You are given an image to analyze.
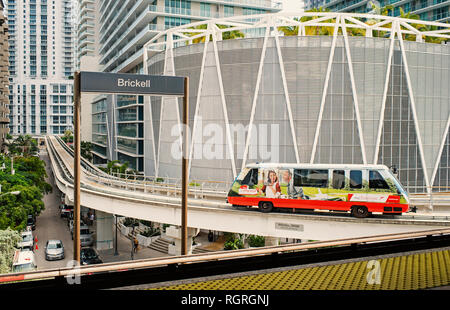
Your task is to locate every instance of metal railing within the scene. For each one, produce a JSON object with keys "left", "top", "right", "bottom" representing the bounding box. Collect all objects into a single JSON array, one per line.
[
  {"left": 49, "top": 135, "right": 450, "bottom": 208},
  {"left": 1, "top": 227, "right": 449, "bottom": 284},
  {"left": 49, "top": 136, "right": 231, "bottom": 200}
]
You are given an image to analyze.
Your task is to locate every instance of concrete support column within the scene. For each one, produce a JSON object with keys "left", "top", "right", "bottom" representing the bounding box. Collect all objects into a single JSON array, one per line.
[
  {"left": 95, "top": 211, "right": 114, "bottom": 250},
  {"left": 166, "top": 225, "right": 199, "bottom": 255},
  {"left": 265, "top": 236, "right": 279, "bottom": 247}
]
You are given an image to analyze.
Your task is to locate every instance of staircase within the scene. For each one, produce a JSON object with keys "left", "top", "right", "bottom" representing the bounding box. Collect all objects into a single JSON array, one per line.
[
  {"left": 193, "top": 247, "right": 211, "bottom": 254},
  {"left": 124, "top": 223, "right": 214, "bottom": 255},
  {"left": 149, "top": 237, "right": 171, "bottom": 254},
  {"left": 148, "top": 237, "right": 212, "bottom": 255}
]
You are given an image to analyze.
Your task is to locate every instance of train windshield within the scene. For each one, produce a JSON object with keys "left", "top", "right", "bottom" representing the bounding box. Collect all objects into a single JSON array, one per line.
[
  {"left": 386, "top": 170, "right": 409, "bottom": 202},
  {"left": 236, "top": 168, "right": 250, "bottom": 181}
]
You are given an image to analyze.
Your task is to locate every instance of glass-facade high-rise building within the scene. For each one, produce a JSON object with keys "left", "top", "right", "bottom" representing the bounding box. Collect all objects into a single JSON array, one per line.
[
  {"left": 0, "top": 0, "right": 10, "bottom": 148},
  {"left": 6, "top": 0, "right": 75, "bottom": 136},
  {"left": 80, "top": 0, "right": 282, "bottom": 171},
  {"left": 304, "top": 0, "right": 449, "bottom": 23}
]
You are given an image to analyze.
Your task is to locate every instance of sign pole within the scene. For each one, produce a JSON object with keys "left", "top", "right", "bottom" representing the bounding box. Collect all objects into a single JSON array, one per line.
[
  {"left": 181, "top": 77, "right": 189, "bottom": 256},
  {"left": 77, "top": 71, "right": 186, "bottom": 256},
  {"left": 73, "top": 71, "right": 81, "bottom": 263}
]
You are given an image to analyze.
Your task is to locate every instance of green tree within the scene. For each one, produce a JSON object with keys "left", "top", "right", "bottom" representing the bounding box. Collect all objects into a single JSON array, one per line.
[
  {"left": 218, "top": 24, "right": 245, "bottom": 40},
  {"left": 278, "top": 8, "right": 334, "bottom": 37},
  {"left": 224, "top": 233, "right": 244, "bottom": 250},
  {"left": 61, "top": 130, "right": 73, "bottom": 143},
  {"left": 0, "top": 155, "right": 50, "bottom": 230},
  {"left": 184, "top": 23, "right": 245, "bottom": 44},
  {"left": 248, "top": 235, "right": 265, "bottom": 247},
  {"left": 105, "top": 160, "right": 129, "bottom": 176},
  {"left": 8, "top": 135, "right": 38, "bottom": 156},
  {"left": 0, "top": 185, "right": 45, "bottom": 230},
  {"left": 13, "top": 156, "right": 52, "bottom": 194},
  {"left": 81, "top": 141, "right": 93, "bottom": 162}
]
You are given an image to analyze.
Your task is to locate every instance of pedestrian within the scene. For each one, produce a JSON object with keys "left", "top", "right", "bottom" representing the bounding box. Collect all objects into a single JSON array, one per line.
[
  {"left": 89, "top": 212, "right": 94, "bottom": 225},
  {"left": 133, "top": 237, "right": 139, "bottom": 253}
]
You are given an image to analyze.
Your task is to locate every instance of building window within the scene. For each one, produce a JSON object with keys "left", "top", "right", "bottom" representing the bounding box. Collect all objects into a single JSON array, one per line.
[
  {"left": 200, "top": 3, "right": 211, "bottom": 17},
  {"left": 224, "top": 5, "right": 234, "bottom": 17}
]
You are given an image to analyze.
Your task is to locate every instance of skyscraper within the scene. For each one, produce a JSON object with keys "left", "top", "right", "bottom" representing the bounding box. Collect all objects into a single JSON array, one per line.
[
  {"left": 6, "top": 0, "right": 75, "bottom": 136},
  {"left": 0, "top": 0, "right": 10, "bottom": 147},
  {"left": 305, "top": 0, "right": 449, "bottom": 22},
  {"left": 79, "top": 0, "right": 282, "bottom": 170}
]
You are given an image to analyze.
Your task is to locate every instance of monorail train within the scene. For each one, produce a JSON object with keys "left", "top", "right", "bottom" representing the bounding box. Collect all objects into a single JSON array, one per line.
[{"left": 227, "top": 163, "right": 410, "bottom": 218}]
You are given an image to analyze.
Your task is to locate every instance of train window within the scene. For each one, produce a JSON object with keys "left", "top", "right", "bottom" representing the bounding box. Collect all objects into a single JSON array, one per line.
[
  {"left": 349, "top": 170, "right": 362, "bottom": 189},
  {"left": 332, "top": 170, "right": 345, "bottom": 189},
  {"left": 241, "top": 168, "right": 258, "bottom": 186},
  {"left": 369, "top": 170, "right": 390, "bottom": 190},
  {"left": 294, "top": 169, "right": 328, "bottom": 188}
]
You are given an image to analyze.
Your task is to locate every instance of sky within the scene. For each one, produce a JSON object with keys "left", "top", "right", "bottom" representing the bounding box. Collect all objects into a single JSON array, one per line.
[{"left": 280, "top": 0, "right": 305, "bottom": 12}]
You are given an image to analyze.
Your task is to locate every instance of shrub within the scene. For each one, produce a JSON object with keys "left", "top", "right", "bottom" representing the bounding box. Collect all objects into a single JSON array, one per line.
[
  {"left": 224, "top": 233, "right": 244, "bottom": 250},
  {"left": 248, "top": 235, "right": 265, "bottom": 248},
  {"left": 123, "top": 217, "right": 138, "bottom": 227}
]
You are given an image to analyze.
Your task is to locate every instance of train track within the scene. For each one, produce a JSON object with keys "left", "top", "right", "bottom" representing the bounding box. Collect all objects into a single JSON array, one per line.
[{"left": 47, "top": 135, "right": 450, "bottom": 225}]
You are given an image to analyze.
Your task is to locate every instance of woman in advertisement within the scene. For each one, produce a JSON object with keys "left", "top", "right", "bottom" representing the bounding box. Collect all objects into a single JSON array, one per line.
[{"left": 259, "top": 170, "right": 281, "bottom": 198}]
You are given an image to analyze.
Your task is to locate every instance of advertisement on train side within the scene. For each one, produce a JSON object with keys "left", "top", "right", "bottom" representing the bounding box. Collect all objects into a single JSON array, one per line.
[{"left": 228, "top": 167, "right": 408, "bottom": 205}]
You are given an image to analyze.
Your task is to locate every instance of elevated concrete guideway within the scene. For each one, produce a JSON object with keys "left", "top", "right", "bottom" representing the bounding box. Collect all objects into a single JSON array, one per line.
[{"left": 46, "top": 135, "right": 450, "bottom": 244}]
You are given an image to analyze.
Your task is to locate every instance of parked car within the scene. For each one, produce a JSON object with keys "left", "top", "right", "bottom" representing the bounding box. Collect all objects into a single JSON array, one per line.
[
  {"left": 70, "top": 219, "right": 86, "bottom": 237},
  {"left": 71, "top": 224, "right": 93, "bottom": 246},
  {"left": 27, "top": 214, "right": 36, "bottom": 231},
  {"left": 80, "top": 225, "right": 93, "bottom": 247},
  {"left": 66, "top": 210, "right": 73, "bottom": 227},
  {"left": 17, "top": 231, "right": 34, "bottom": 252},
  {"left": 80, "top": 247, "right": 102, "bottom": 265},
  {"left": 60, "top": 204, "right": 73, "bottom": 218},
  {"left": 44, "top": 240, "right": 65, "bottom": 261}
]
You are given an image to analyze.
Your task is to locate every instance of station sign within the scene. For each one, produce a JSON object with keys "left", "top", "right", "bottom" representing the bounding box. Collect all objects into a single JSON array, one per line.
[
  {"left": 73, "top": 70, "right": 190, "bottom": 259},
  {"left": 79, "top": 71, "right": 185, "bottom": 96}
]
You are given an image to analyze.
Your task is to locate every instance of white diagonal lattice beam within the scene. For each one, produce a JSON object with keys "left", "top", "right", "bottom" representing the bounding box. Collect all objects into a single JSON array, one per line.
[
  {"left": 188, "top": 34, "right": 211, "bottom": 178},
  {"left": 430, "top": 114, "right": 450, "bottom": 191},
  {"left": 310, "top": 15, "right": 341, "bottom": 164},
  {"left": 211, "top": 25, "right": 237, "bottom": 179},
  {"left": 143, "top": 45, "right": 157, "bottom": 176},
  {"left": 242, "top": 24, "right": 271, "bottom": 170},
  {"left": 374, "top": 22, "right": 397, "bottom": 165},
  {"left": 341, "top": 17, "right": 367, "bottom": 165},
  {"left": 273, "top": 18, "right": 300, "bottom": 164},
  {"left": 396, "top": 22, "right": 431, "bottom": 193}
]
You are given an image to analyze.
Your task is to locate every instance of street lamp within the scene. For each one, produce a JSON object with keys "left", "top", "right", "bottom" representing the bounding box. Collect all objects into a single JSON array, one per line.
[{"left": 0, "top": 190, "right": 21, "bottom": 197}]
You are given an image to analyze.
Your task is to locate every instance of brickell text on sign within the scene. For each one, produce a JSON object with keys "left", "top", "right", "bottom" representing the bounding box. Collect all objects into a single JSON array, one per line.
[{"left": 79, "top": 71, "right": 185, "bottom": 96}]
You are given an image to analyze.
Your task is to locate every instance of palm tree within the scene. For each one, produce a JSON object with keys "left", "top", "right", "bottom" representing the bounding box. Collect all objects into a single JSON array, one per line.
[
  {"left": 184, "top": 23, "right": 245, "bottom": 44},
  {"left": 218, "top": 24, "right": 245, "bottom": 40},
  {"left": 422, "top": 24, "right": 448, "bottom": 44},
  {"left": 303, "top": 7, "right": 334, "bottom": 36},
  {"left": 80, "top": 141, "right": 93, "bottom": 162},
  {"left": 185, "top": 24, "right": 208, "bottom": 44},
  {"left": 278, "top": 17, "right": 300, "bottom": 36},
  {"left": 9, "top": 135, "right": 38, "bottom": 157},
  {"left": 397, "top": 7, "right": 423, "bottom": 41},
  {"left": 106, "top": 160, "right": 129, "bottom": 177},
  {"left": 278, "top": 8, "right": 334, "bottom": 37}
]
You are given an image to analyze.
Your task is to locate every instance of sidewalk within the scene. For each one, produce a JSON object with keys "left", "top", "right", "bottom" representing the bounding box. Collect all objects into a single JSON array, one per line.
[
  {"left": 97, "top": 230, "right": 226, "bottom": 263},
  {"left": 97, "top": 228, "right": 168, "bottom": 263}
]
